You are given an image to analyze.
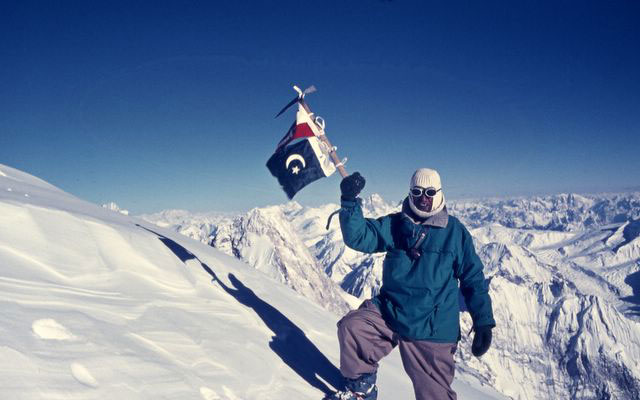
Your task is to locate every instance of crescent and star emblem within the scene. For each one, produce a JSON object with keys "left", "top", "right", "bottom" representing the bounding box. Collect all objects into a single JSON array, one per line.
[{"left": 285, "top": 154, "right": 306, "bottom": 175}]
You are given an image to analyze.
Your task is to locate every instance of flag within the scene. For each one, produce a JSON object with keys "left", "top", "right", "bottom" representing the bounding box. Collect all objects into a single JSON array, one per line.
[
  {"left": 275, "top": 103, "right": 324, "bottom": 150},
  {"left": 266, "top": 136, "right": 336, "bottom": 199}
]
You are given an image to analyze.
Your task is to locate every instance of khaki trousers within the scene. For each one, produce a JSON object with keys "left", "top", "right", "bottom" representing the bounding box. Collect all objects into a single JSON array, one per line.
[{"left": 338, "top": 300, "right": 458, "bottom": 400}]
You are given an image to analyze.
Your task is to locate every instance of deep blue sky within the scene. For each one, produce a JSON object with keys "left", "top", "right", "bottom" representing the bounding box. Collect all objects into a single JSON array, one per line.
[{"left": 2, "top": 1, "right": 639, "bottom": 213}]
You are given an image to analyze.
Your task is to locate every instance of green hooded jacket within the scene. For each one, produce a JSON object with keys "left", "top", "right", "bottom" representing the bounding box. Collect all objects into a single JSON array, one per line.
[{"left": 339, "top": 197, "right": 495, "bottom": 342}]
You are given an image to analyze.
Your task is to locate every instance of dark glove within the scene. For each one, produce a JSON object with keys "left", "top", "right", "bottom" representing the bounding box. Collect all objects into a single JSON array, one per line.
[
  {"left": 471, "top": 325, "right": 493, "bottom": 357},
  {"left": 340, "top": 172, "right": 366, "bottom": 201}
]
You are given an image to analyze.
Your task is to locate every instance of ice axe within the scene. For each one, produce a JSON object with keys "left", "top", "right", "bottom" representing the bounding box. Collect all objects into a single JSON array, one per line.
[
  {"left": 274, "top": 85, "right": 350, "bottom": 229},
  {"left": 275, "top": 85, "right": 348, "bottom": 179}
]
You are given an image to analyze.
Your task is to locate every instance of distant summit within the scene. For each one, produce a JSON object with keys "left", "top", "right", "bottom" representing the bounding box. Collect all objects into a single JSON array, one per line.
[{"left": 102, "top": 202, "right": 129, "bottom": 215}]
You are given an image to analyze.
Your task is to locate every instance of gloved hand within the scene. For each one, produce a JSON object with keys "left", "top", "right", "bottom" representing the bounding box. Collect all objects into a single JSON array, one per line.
[
  {"left": 340, "top": 172, "right": 366, "bottom": 201},
  {"left": 471, "top": 325, "right": 493, "bottom": 357}
]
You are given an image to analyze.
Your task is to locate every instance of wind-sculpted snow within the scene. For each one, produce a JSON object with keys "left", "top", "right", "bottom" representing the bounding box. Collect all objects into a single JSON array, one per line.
[{"left": 143, "top": 191, "right": 640, "bottom": 399}]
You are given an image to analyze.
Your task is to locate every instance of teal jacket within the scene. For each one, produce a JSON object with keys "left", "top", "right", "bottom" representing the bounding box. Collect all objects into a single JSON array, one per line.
[{"left": 339, "top": 197, "right": 495, "bottom": 342}]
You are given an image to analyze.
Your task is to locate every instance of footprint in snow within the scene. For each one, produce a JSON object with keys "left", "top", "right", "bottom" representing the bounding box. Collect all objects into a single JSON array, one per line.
[
  {"left": 32, "top": 319, "right": 77, "bottom": 341},
  {"left": 70, "top": 362, "right": 99, "bottom": 388}
]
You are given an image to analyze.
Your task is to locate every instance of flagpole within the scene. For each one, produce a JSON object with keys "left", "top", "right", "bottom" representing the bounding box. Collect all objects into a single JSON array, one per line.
[{"left": 299, "top": 99, "right": 348, "bottom": 179}]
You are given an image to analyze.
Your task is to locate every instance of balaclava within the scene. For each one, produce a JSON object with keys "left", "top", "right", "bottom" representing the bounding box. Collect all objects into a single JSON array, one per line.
[{"left": 408, "top": 168, "right": 446, "bottom": 218}]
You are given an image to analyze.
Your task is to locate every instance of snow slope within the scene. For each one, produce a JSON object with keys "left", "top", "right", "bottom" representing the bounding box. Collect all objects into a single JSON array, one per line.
[{"left": 0, "top": 164, "right": 503, "bottom": 400}]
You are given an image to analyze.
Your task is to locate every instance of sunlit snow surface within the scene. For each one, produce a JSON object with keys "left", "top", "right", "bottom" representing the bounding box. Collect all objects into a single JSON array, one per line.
[{"left": 0, "top": 164, "right": 504, "bottom": 400}]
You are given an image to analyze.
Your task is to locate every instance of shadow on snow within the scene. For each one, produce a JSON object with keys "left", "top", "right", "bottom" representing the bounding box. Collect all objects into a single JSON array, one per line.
[
  {"left": 622, "top": 266, "right": 640, "bottom": 317},
  {"left": 136, "top": 224, "right": 343, "bottom": 395},
  {"left": 613, "top": 220, "right": 640, "bottom": 317}
]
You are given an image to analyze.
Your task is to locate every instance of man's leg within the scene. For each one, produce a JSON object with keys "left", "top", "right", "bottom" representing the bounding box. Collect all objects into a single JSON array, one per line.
[
  {"left": 337, "top": 300, "right": 397, "bottom": 379},
  {"left": 398, "top": 340, "right": 458, "bottom": 400}
]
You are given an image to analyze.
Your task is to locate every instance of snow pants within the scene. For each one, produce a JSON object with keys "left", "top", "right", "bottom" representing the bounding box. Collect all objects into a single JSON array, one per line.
[{"left": 337, "top": 300, "right": 457, "bottom": 400}]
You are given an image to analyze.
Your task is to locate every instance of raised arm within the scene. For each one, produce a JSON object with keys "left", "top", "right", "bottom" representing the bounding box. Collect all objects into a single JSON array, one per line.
[
  {"left": 338, "top": 172, "right": 393, "bottom": 254},
  {"left": 339, "top": 198, "right": 393, "bottom": 254}
]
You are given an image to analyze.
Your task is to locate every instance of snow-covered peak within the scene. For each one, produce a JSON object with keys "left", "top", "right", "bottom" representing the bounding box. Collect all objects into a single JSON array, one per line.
[
  {"left": 210, "top": 204, "right": 351, "bottom": 315},
  {"left": 279, "top": 200, "right": 304, "bottom": 215},
  {"left": 361, "top": 193, "right": 401, "bottom": 217},
  {"left": 138, "top": 209, "right": 233, "bottom": 243},
  {"left": 102, "top": 202, "right": 129, "bottom": 215}
]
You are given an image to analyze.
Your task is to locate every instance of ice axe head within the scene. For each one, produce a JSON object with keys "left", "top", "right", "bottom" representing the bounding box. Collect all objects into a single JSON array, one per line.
[{"left": 274, "top": 85, "right": 317, "bottom": 118}]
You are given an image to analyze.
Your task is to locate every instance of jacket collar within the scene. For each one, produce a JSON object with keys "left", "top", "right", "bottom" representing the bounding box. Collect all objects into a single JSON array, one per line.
[{"left": 401, "top": 197, "right": 449, "bottom": 228}]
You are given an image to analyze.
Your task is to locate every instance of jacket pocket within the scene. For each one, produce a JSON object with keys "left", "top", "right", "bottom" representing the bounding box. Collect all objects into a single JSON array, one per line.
[
  {"left": 412, "top": 250, "right": 455, "bottom": 289},
  {"left": 382, "top": 249, "right": 414, "bottom": 289}
]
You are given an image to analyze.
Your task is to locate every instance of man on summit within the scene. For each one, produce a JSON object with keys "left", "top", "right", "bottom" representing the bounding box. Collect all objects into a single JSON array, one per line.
[{"left": 329, "top": 168, "right": 495, "bottom": 400}]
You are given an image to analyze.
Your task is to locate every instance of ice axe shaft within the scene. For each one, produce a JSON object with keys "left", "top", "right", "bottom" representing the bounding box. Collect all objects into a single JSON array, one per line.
[
  {"left": 321, "top": 135, "right": 348, "bottom": 178},
  {"left": 298, "top": 98, "right": 348, "bottom": 178}
]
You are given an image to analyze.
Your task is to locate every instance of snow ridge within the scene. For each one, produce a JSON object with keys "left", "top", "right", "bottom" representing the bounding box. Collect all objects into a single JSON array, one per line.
[{"left": 210, "top": 204, "right": 350, "bottom": 315}]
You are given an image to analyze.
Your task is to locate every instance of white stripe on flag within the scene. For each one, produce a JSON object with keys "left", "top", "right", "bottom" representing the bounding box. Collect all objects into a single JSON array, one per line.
[{"left": 307, "top": 137, "right": 336, "bottom": 177}]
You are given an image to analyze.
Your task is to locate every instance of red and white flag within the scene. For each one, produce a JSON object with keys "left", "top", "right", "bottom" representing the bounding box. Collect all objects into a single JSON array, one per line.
[{"left": 275, "top": 103, "right": 324, "bottom": 150}]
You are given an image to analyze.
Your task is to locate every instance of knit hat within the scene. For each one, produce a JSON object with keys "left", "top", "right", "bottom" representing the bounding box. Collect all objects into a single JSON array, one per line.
[{"left": 408, "top": 168, "right": 446, "bottom": 218}]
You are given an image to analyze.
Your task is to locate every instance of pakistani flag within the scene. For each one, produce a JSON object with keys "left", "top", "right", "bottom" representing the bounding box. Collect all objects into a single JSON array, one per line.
[{"left": 266, "top": 136, "right": 336, "bottom": 199}]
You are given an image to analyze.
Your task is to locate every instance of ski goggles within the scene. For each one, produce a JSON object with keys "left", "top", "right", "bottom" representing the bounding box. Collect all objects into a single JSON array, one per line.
[{"left": 410, "top": 186, "right": 441, "bottom": 198}]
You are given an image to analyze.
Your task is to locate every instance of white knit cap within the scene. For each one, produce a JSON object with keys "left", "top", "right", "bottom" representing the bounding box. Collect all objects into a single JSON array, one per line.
[{"left": 408, "top": 168, "right": 446, "bottom": 218}]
